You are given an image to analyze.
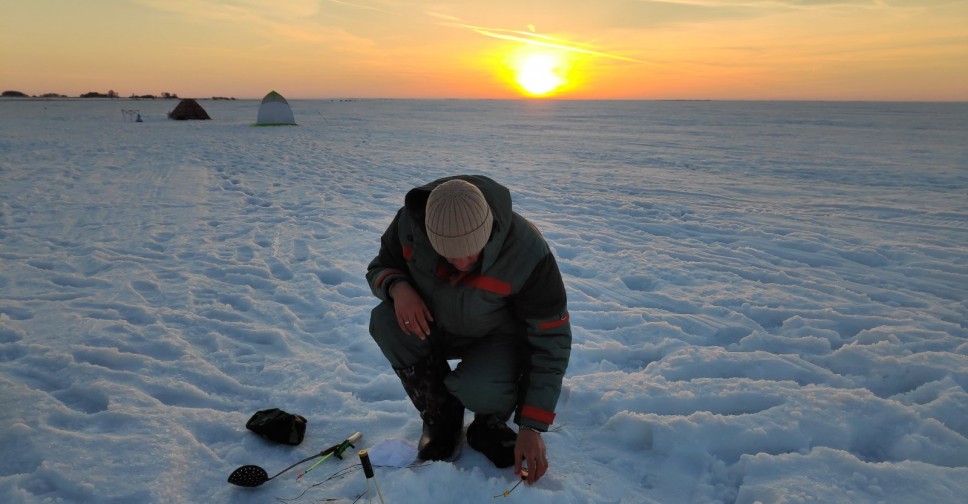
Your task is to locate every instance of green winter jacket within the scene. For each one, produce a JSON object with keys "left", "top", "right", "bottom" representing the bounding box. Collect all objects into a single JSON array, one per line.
[{"left": 366, "top": 175, "right": 572, "bottom": 431}]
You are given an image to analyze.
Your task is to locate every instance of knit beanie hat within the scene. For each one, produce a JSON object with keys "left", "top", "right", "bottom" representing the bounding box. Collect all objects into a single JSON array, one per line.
[{"left": 425, "top": 179, "right": 493, "bottom": 258}]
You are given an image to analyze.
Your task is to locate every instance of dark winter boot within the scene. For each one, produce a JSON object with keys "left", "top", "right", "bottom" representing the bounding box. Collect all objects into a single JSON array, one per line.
[
  {"left": 466, "top": 413, "right": 517, "bottom": 468},
  {"left": 395, "top": 356, "right": 464, "bottom": 461}
]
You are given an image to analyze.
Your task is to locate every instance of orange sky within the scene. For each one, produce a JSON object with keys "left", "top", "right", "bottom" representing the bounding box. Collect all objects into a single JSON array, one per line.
[{"left": 2, "top": 0, "right": 966, "bottom": 100}]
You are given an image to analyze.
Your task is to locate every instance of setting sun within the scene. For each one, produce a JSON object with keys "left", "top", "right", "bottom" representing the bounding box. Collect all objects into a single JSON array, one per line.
[
  {"left": 503, "top": 48, "right": 570, "bottom": 97},
  {"left": 515, "top": 53, "right": 563, "bottom": 96}
]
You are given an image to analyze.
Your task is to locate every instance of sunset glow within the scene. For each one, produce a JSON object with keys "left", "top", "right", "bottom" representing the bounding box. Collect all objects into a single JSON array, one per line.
[{"left": 0, "top": 1, "right": 965, "bottom": 100}]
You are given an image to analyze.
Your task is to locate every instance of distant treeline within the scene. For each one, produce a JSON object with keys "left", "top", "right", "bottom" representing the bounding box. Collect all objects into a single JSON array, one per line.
[{"left": 2, "top": 90, "right": 236, "bottom": 100}]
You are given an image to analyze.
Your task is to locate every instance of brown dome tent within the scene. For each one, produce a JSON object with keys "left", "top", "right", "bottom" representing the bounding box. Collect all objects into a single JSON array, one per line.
[{"left": 168, "top": 99, "right": 211, "bottom": 120}]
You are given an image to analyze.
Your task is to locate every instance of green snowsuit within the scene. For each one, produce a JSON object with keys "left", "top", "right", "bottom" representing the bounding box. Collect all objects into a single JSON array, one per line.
[{"left": 367, "top": 175, "right": 572, "bottom": 431}]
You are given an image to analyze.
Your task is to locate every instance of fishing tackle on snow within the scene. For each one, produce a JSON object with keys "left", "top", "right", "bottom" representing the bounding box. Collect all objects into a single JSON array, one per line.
[
  {"left": 494, "top": 469, "right": 528, "bottom": 498},
  {"left": 227, "top": 432, "right": 362, "bottom": 487},
  {"left": 358, "top": 449, "right": 386, "bottom": 504}
]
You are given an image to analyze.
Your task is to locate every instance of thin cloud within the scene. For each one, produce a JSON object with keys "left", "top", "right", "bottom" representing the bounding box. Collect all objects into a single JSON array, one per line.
[
  {"left": 429, "top": 14, "right": 646, "bottom": 64},
  {"left": 635, "top": 0, "right": 861, "bottom": 7},
  {"left": 134, "top": 0, "right": 359, "bottom": 46},
  {"left": 326, "top": 0, "right": 392, "bottom": 13},
  {"left": 629, "top": 0, "right": 952, "bottom": 10},
  {"left": 136, "top": 0, "right": 319, "bottom": 21}
]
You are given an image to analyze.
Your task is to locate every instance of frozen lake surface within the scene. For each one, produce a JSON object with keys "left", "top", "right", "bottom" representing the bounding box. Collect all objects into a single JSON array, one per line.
[{"left": 1, "top": 98, "right": 966, "bottom": 503}]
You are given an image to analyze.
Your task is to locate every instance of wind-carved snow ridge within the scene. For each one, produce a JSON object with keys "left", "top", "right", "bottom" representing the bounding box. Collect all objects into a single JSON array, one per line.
[{"left": 0, "top": 99, "right": 966, "bottom": 503}]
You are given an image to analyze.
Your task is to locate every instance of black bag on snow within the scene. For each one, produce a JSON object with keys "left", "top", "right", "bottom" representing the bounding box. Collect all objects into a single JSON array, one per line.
[{"left": 245, "top": 408, "right": 307, "bottom": 445}]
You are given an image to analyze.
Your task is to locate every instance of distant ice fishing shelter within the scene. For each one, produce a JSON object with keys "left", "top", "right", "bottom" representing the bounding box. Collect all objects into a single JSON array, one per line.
[
  {"left": 255, "top": 91, "right": 296, "bottom": 126},
  {"left": 168, "top": 99, "right": 211, "bottom": 120}
]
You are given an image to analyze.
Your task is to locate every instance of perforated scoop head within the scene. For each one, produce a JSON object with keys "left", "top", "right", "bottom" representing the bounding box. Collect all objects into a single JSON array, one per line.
[{"left": 227, "top": 465, "right": 270, "bottom": 487}]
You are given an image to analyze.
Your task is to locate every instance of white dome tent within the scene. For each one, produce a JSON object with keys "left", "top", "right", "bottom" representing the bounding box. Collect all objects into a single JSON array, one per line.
[{"left": 255, "top": 90, "right": 296, "bottom": 126}]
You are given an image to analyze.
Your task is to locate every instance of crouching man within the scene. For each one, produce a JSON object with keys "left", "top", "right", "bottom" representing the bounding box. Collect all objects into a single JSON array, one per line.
[{"left": 366, "top": 175, "right": 572, "bottom": 484}]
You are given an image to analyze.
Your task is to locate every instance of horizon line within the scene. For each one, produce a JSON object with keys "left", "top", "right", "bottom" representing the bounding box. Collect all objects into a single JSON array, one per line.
[{"left": 2, "top": 96, "right": 967, "bottom": 104}]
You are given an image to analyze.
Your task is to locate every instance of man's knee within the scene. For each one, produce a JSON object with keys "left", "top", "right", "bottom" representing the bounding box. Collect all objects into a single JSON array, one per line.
[
  {"left": 369, "top": 302, "right": 397, "bottom": 339},
  {"left": 369, "top": 302, "right": 430, "bottom": 369},
  {"left": 445, "top": 370, "right": 518, "bottom": 415}
]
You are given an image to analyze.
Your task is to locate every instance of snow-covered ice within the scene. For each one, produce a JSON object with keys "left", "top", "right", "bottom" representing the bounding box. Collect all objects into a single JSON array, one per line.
[{"left": 1, "top": 98, "right": 966, "bottom": 503}]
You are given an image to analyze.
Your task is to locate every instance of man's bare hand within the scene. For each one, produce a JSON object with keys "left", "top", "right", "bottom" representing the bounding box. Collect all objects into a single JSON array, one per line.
[
  {"left": 514, "top": 428, "right": 548, "bottom": 484},
  {"left": 389, "top": 281, "right": 434, "bottom": 339}
]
